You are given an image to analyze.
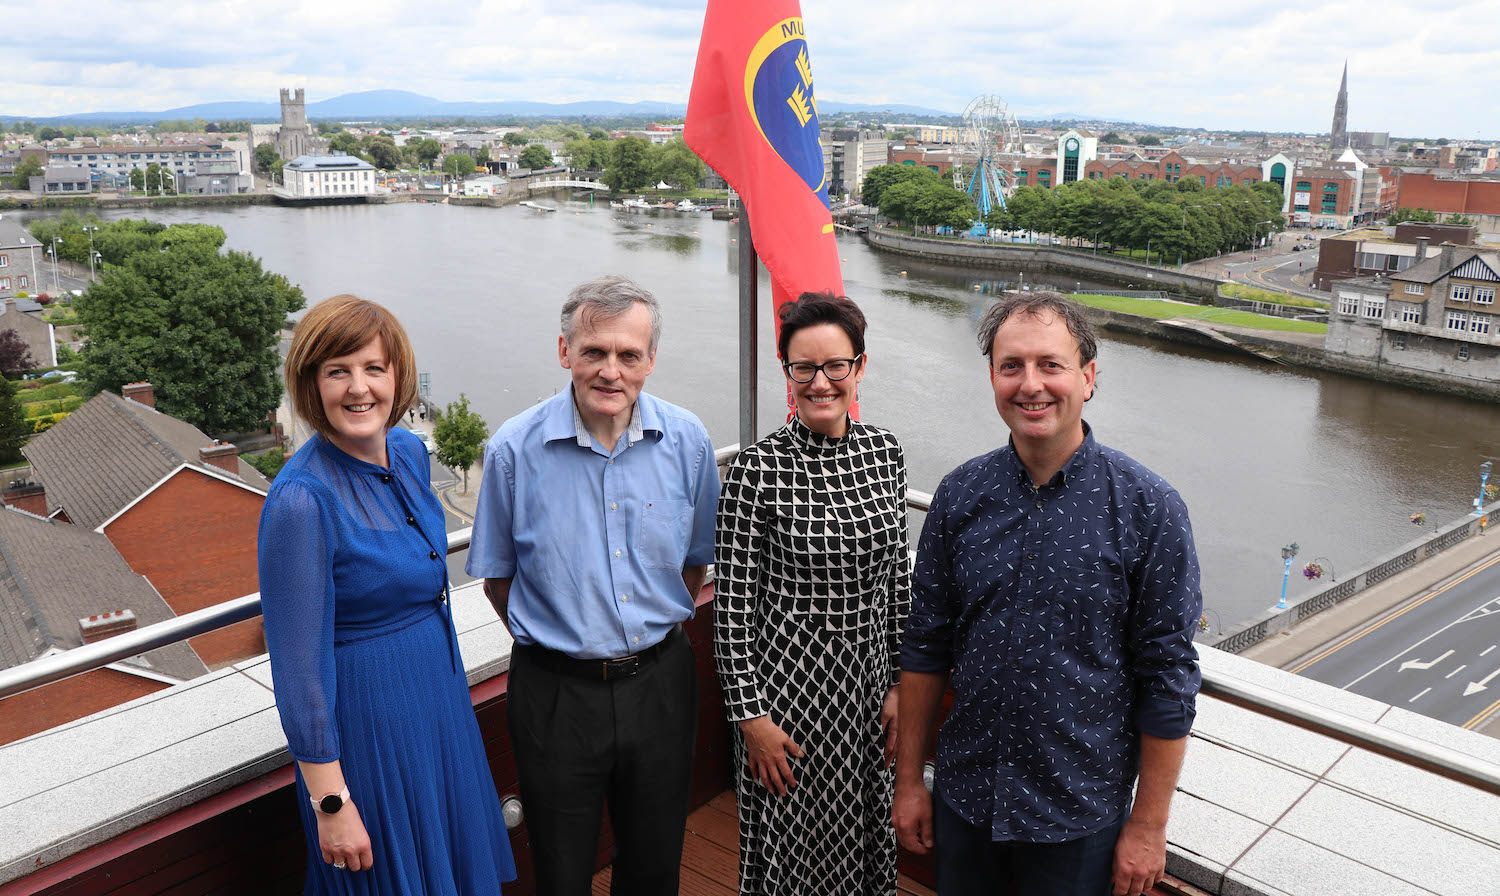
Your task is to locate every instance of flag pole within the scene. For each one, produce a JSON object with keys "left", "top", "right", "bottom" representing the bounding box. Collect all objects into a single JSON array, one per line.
[{"left": 737, "top": 205, "right": 758, "bottom": 450}]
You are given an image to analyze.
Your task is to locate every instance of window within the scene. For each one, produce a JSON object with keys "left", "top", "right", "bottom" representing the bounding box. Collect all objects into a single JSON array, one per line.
[
  {"left": 17, "top": 276, "right": 26, "bottom": 288},
  {"left": 1477, "top": 287, "right": 1496, "bottom": 306},
  {"left": 1405, "top": 283, "right": 1425, "bottom": 295},
  {"left": 1338, "top": 295, "right": 1359, "bottom": 315},
  {"left": 0, "top": 278, "right": 8, "bottom": 290},
  {"left": 1447, "top": 310, "right": 1469, "bottom": 330},
  {"left": 1392, "top": 334, "right": 1407, "bottom": 349},
  {"left": 1244, "top": 177, "right": 1257, "bottom": 185},
  {"left": 1401, "top": 304, "right": 1422, "bottom": 323},
  {"left": 1362, "top": 298, "right": 1385, "bottom": 319},
  {"left": 1451, "top": 284, "right": 1473, "bottom": 302},
  {"left": 0, "top": 255, "right": 7, "bottom": 267},
  {"left": 1472, "top": 314, "right": 1492, "bottom": 336},
  {"left": 1459, "top": 345, "right": 1471, "bottom": 361}
]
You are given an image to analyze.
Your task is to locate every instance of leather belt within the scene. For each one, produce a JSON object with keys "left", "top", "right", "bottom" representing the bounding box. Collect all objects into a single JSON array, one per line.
[{"left": 522, "top": 625, "right": 682, "bottom": 682}]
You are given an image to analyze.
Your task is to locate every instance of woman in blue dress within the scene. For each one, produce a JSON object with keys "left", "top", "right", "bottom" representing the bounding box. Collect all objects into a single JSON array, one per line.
[{"left": 259, "top": 294, "right": 516, "bottom": 894}]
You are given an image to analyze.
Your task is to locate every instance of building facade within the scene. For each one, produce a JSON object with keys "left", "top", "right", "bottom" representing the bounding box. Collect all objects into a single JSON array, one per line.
[
  {"left": 44, "top": 146, "right": 241, "bottom": 192},
  {"left": 281, "top": 154, "right": 377, "bottom": 198},
  {"left": 275, "top": 88, "right": 313, "bottom": 160},
  {"left": 0, "top": 217, "right": 42, "bottom": 301}
]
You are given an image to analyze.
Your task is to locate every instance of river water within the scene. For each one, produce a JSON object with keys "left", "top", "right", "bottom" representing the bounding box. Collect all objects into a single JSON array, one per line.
[{"left": 33, "top": 200, "right": 1500, "bottom": 628}]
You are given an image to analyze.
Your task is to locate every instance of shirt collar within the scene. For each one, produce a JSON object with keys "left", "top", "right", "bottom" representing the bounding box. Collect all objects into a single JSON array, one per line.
[
  {"left": 787, "top": 412, "right": 852, "bottom": 455},
  {"left": 1004, "top": 420, "right": 1098, "bottom": 489},
  {"left": 541, "top": 386, "right": 655, "bottom": 448}
]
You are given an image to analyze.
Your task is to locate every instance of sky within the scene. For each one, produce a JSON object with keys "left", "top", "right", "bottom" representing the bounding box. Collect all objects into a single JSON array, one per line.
[{"left": 3, "top": 0, "right": 1497, "bottom": 139}]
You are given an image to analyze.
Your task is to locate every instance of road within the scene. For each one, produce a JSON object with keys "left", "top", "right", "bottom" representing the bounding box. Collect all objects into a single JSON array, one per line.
[{"left": 1284, "top": 550, "right": 1500, "bottom": 732}]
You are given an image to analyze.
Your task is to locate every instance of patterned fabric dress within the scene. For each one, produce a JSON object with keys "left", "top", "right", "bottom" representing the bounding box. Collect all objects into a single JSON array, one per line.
[{"left": 714, "top": 416, "right": 909, "bottom": 896}]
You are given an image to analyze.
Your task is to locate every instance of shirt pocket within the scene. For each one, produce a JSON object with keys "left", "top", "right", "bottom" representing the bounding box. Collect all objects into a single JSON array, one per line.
[
  {"left": 1052, "top": 561, "right": 1129, "bottom": 670},
  {"left": 639, "top": 498, "right": 689, "bottom": 570}
]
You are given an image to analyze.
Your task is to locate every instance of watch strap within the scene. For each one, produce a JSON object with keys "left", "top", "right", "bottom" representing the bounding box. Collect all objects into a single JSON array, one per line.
[{"left": 311, "top": 787, "right": 351, "bottom": 814}]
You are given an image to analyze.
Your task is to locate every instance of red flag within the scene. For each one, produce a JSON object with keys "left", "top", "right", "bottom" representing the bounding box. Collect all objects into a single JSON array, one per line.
[{"left": 686, "top": 1, "right": 846, "bottom": 361}]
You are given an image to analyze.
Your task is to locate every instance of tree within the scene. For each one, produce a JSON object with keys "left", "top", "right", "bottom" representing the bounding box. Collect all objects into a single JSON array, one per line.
[
  {"left": 1101, "top": 132, "right": 1125, "bottom": 144},
  {"left": 253, "top": 142, "right": 280, "bottom": 174},
  {"left": 651, "top": 138, "right": 704, "bottom": 190},
  {"left": 36, "top": 126, "right": 64, "bottom": 142},
  {"left": 129, "top": 168, "right": 145, "bottom": 192},
  {"left": 1397, "top": 144, "right": 1412, "bottom": 153},
  {"left": 588, "top": 128, "right": 610, "bottom": 141},
  {"left": 0, "top": 330, "right": 36, "bottom": 375},
  {"left": 442, "top": 154, "right": 476, "bottom": 177},
  {"left": 603, "top": 136, "right": 653, "bottom": 193},
  {"left": 1436, "top": 138, "right": 1450, "bottom": 146},
  {"left": 409, "top": 138, "right": 442, "bottom": 168},
  {"left": 518, "top": 144, "right": 553, "bottom": 170},
  {"left": 475, "top": 144, "right": 492, "bottom": 167},
  {"left": 1389, "top": 207, "right": 1438, "bottom": 224},
  {"left": 432, "top": 393, "right": 487, "bottom": 493},
  {"left": 329, "top": 132, "right": 361, "bottom": 156},
  {"left": 0, "top": 378, "right": 28, "bottom": 466},
  {"left": 861, "top": 163, "right": 941, "bottom": 210},
  {"left": 502, "top": 132, "right": 529, "bottom": 147},
  {"left": 10, "top": 157, "right": 42, "bottom": 190},
  {"left": 1447, "top": 214, "right": 1474, "bottom": 227},
  {"left": 564, "top": 137, "right": 611, "bottom": 171},
  {"left": 1137, "top": 134, "right": 1162, "bottom": 146},
  {"left": 360, "top": 135, "right": 402, "bottom": 170},
  {"left": 75, "top": 241, "right": 306, "bottom": 434}
]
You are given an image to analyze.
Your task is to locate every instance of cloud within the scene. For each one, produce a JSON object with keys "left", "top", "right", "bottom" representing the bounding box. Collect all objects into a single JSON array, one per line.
[{"left": 4, "top": 0, "right": 1496, "bottom": 138}]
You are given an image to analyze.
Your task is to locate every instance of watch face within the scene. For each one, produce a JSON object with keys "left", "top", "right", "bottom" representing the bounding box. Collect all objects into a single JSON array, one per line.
[{"left": 319, "top": 793, "right": 344, "bottom": 814}]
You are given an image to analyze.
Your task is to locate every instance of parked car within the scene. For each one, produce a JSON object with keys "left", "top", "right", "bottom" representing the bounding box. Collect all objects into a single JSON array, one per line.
[
  {"left": 1291, "top": 244, "right": 1304, "bottom": 252},
  {"left": 409, "top": 427, "right": 436, "bottom": 454}
]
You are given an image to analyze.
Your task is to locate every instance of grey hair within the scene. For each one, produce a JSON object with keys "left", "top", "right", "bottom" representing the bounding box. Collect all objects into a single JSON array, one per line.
[
  {"left": 560, "top": 275, "right": 663, "bottom": 352},
  {"left": 976, "top": 291, "right": 1099, "bottom": 366}
]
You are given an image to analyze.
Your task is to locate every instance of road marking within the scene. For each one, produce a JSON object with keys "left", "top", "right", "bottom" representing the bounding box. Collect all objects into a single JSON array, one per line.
[
  {"left": 1484, "top": 645, "right": 1498, "bottom": 657},
  {"left": 1446, "top": 664, "right": 1468, "bottom": 679},
  {"left": 1398, "top": 649, "right": 1453, "bottom": 671},
  {"left": 1463, "top": 667, "right": 1500, "bottom": 697},
  {"left": 1289, "top": 552, "right": 1500, "bottom": 675},
  {"left": 1464, "top": 695, "right": 1500, "bottom": 730},
  {"left": 1409, "top": 688, "right": 1430, "bottom": 703}
]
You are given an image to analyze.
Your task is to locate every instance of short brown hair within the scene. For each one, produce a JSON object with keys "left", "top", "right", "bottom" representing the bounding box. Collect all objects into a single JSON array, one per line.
[
  {"left": 976, "top": 291, "right": 1098, "bottom": 366},
  {"left": 776, "top": 291, "right": 868, "bottom": 361},
  {"left": 285, "top": 295, "right": 417, "bottom": 440}
]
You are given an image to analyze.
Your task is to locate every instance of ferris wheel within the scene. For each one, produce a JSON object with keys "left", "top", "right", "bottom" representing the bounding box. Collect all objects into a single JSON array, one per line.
[{"left": 957, "top": 95, "right": 1022, "bottom": 217}]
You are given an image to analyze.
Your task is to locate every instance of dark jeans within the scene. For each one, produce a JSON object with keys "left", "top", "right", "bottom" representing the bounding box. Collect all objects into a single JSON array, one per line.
[
  {"left": 508, "top": 628, "right": 698, "bottom": 896},
  {"left": 933, "top": 790, "right": 1124, "bottom": 896}
]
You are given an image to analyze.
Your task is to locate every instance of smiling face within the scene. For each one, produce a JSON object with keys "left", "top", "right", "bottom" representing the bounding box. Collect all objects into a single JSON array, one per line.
[
  {"left": 559, "top": 301, "right": 657, "bottom": 435},
  {"left": 318, "top": 336, "right": 395, "bottom": 465},
  {"left": 785, "top": 323, "right": 865, "bottom": 439},
  {"left": 987, "top": 310, "right": 1095, "bottom": 462}
]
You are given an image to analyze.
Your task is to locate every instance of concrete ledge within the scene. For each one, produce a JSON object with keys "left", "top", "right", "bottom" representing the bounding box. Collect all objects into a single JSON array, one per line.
[{"left": 0, "top": 580, "right": 512, "bottom": 886}]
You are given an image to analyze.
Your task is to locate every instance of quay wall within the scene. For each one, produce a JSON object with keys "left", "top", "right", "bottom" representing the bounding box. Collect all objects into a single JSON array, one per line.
[{"left": 864, "top": 227, "right": 1223, "bottom": 299}]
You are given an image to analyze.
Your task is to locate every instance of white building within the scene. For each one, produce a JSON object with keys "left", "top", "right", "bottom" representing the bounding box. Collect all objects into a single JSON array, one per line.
[
  {"left": 281, "top": 155, "right": 377, "bottom": 198},
  {"left": 462, "top": 175, "right": 508, "bottom": 198}
]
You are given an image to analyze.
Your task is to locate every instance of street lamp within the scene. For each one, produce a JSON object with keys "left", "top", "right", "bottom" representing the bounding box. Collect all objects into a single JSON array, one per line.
[
  {"left": 1276, "top": 542, "right": 1300, "bottom": 611},
  {"left": 48, "top": 237, "right": 61, "bottom": 294},
  {"left": 1474, "top": 460, "right": 1493, "bottom": 515},
  {"left": 82, "top": 225, "right": 99, "bottom": 282},
  {"left": 1254, "top": 220, "right": 1274, "bottom": 251}
]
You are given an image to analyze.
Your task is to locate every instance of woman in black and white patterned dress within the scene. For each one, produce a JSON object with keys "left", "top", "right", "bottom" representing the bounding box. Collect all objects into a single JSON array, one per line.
[{"left": 714, "top": 291, "right": 910, "bottom": 896}]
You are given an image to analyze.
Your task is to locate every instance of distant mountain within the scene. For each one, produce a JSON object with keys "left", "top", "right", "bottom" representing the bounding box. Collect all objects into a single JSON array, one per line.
[{"left": 1, "top": 90, "right": 952, "bottom": 123}]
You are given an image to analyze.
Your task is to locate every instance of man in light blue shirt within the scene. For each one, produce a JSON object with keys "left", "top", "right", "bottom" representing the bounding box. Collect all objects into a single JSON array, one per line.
[{"left": 467, "top": 275, "right": 718, "bottom": 896}]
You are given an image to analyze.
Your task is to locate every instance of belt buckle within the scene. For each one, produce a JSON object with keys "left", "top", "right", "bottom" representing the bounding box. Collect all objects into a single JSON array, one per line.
[{"left": 602, "top": 655, "right": 639, "bottom": 681}]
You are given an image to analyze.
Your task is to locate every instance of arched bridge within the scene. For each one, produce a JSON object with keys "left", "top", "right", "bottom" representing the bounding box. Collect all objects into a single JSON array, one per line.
[{"left": 525, "top": 176, "right": 607, "bottom": 191}]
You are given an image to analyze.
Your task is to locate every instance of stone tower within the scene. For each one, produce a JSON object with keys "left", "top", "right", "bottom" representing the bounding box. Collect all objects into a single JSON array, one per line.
[
  {"left": 276, "top": 88, "right": 312, "bottom": 160},
  {"left": 1330, "top": 62, "right": 1348, "bottom": 154}
]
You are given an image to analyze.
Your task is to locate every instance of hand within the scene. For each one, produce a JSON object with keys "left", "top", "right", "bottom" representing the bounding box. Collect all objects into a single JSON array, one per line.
[
  {"left": 739, "top": 716, "right": 804, "bottom": 796},
  {"left": 880, "top": 686, "right": 899, "bottom": 769},
  {"left": 1111, "top": 814, "right": 1166, "bottom": 896},
  {"left": 316, "top": 800, "right": 374, "bottom": 873},
  {"left": 892, "top": 772, "right": 934, "bottom": 854}
]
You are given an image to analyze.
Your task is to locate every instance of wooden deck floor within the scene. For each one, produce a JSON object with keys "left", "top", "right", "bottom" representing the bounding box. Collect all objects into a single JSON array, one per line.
[{"left": 591, "top": 791, "right": 937, "bottom": 896}]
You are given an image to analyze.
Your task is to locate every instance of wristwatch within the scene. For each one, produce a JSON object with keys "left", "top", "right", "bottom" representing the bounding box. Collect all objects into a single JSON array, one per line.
[{"left": 311, "top": 788, "right": 351, "bottom": 815}]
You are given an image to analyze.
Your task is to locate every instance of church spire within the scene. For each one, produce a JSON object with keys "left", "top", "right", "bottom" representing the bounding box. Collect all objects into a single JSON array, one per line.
[{"left": 1330, "top": 61, "right": 1349, "bottom": 154}]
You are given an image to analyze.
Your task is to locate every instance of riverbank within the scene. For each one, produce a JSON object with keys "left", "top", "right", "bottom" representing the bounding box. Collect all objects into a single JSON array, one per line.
[{"left": 0, "top": 192, "right": 281, "bottom": 211}]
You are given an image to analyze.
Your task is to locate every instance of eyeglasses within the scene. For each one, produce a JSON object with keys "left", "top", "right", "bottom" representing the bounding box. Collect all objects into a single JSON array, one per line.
[{"left": 783, "top": 354, "right": 863, "bottom": 383}]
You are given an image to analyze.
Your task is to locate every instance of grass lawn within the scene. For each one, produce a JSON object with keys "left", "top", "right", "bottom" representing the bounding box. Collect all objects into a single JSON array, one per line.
[
  {"left": 1220, "top": 283, "right": 1328, "bottom": 309},
  {"left": 1073, "top": 293, "right": 1328, "bottom": 335}
]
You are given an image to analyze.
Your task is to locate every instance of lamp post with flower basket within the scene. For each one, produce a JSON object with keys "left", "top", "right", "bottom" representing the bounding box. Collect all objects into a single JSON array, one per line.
[
  {"left": 1303, "top": 556, "right": 1335, "bottom": 583},
  {"left": 1276, "top": 542, "right": 1300, "bottom": 611},
  {"left": 1475, "top": 460, "right": 1494, "bottom": 516}
]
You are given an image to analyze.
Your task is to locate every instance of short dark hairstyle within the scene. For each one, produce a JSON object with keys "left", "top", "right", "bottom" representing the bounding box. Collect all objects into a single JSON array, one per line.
[
  {"left": 976, "top": 291, "right": 1098, "bottom": 366},
  {"left": 285, "top": 294, "right": 418, "bottom": 440},
  {"left": 776, "top": 291, "right": 868, "bottom": 361}
]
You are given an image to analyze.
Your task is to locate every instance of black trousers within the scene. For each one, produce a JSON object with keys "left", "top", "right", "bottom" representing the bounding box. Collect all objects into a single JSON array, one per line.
[{"left": 508, "top": 629, "right": 698, "bottom": 896}]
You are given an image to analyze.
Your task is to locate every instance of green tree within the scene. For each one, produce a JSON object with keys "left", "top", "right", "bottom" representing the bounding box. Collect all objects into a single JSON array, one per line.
[
  {"left": 518, "top": 144, "right": 554, "bottom": 170},
  {"left": 564, "top": 137, "right": 610, "bottom": 170},
  {"left": 1397, "top": 143, "right": 1413, "bottom": 153},
  {"left": 861, "top": 163, "right": 941, "bottom": 210},
  {"left": 432, "top": 393, "right": 488, "bottom": 493},
  {"left": 10, "top": 157, "right": 42, "bottom": 190},
  {"left": 1436, "top": 138, "right": 1450, "bottom": 146},
  {"left": 603, "top": 136, "right": 653, "bottom": 192},
  {"left": 651, "top": 138, "right": 704, "bottom": 190},
  {"left": 360, "top": 135, "right": 402, "bottom": 170},
  {"left": 1100, "top": 132, "right": 1125, "bottom": 144},
  {"left": 75, "top": 242, "right": 306, "bottom": 434},
  {"left": 1447, "top": 213, "right": 1475, "bottom": 227},
  {"left": 128, "top": 168, "right": 145, "bottom": 192},
  {"left": 253, "top": 142, "right": 280, "bottom": 174},
  {"left": 1388, "top": 207, "right": 1438, "bottom": 224},
  {"left": 442, "top": 154, "right": 476, "bottom": 177},
  {"left": 329, "top": 132, "right": 361, "bottom": 155},
  {"left": 475, "top": 144, "right": 492, "bottom": 167},
  {"left": 1137, "top": 134, "right": 1162, "bottom": 146},
  {"left": 0, "top": 378, "right": 29, "bottom": 465},
  {"left": 409, "top": 138, "right": 442, "bottom": 168},
  {"left": 502, "top": 131, "right": 529, "bottom": 147},
  {"left": 588, "top": 128, "right": 610, "bottom": 141},
  {"left": 244, "top": 447, "right": 288, "bottom": 480}
]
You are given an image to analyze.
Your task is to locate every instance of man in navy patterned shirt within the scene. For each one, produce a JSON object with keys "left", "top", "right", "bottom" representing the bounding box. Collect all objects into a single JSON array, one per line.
[{"left": 894, "top": 292, "right": 1202, "bottom": 896}]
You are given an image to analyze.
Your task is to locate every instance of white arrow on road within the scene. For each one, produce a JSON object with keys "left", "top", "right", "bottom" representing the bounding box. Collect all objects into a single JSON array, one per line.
[
  {"left": 1399, "top": 649, "right": 1453, "bottom": 671},
  {"left": 1464, "top": 667, "right": 1500, "bottom": 697}
]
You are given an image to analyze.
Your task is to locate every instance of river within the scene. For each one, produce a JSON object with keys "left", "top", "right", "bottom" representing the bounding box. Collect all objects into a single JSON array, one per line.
[{"left": 26, "top": 199, "right": 1500, "bottom": 629}]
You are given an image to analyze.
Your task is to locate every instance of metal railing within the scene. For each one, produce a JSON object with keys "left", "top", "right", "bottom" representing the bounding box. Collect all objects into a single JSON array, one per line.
[{"left": 3, "top": 449, "right": 1499, "bottom": 800}]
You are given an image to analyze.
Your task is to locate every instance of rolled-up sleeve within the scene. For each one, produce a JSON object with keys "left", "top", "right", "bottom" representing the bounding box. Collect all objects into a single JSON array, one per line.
[
  {"left": 465, "top": 436, "right": 517, "bottom": 579},
  {"left": 258, "top": 480, "right": 340, "bottom": 763},
  {"left": 901, "top": 476, "right": 958, "bottom": 675},
  {"left": 1129, "top": 488, "right": 1203, "bottom": 740}
]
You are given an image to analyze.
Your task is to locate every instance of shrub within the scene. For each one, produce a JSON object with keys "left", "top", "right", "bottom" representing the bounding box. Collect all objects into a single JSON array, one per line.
[
  {"left": 30, "top": 412, "right": 68, "bottom": 434},
  {"left": 244, "top": 447, "right": 287, "bottom": 481}
]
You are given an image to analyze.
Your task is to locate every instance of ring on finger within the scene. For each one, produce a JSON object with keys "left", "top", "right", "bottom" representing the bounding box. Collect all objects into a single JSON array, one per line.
[{"left": 333, "top": 862, "right": 347, "bottom": 870}]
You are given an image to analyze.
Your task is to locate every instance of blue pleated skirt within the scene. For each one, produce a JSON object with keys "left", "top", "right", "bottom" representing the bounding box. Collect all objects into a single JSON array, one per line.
[{"left": 293, "top": 607, "right": 517, "bottom": 895}]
